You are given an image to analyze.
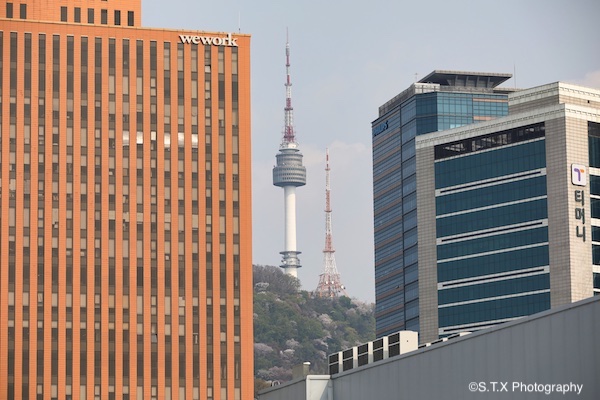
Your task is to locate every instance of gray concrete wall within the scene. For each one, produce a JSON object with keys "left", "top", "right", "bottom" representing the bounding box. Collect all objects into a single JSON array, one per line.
[{"left": 332, "top": 296, "right": 600, "bottom": 400}]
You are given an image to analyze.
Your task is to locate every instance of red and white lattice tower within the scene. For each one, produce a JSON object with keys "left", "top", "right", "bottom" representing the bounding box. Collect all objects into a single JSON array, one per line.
[{"left": 315, "top": 149, "right": 347, "bottom": 298}]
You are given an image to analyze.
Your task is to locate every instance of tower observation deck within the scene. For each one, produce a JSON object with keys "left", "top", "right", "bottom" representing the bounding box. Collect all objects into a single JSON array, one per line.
[{"left": 273, "top": 38, "right": 306, "bottom": 277}]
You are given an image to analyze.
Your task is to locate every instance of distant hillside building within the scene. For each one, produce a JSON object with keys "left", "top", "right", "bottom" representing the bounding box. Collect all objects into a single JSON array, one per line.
[{"left": 0, "top": 1, "right": 253, "bottom": 399}]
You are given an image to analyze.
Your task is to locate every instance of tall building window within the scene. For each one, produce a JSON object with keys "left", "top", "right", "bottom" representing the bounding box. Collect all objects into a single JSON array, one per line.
[
  {"left": 19, "top": 3, "right": 26, "bottom": 18},
  {"left": 87, "top": 8, "right": 94, "bottom": 23},
  {"left": 114, "top": 10, "right": 121, "bottom": 26},
  {"left": 60, "top": 6, "right": 67, "bottom": 21},
  {"left": 101, "top": 9, "right": 108, "bottom": 24},
  {"left": 6, "top": 2, "right": 13, "bottom": 18},
  {"left": 589, "top": 122, "right": 600, "bottom": 167},
  {"left": 74, "top": 7, "right": 81, "bottom": 22},
  {"left": 127, "top": 11, "right": 134, "bottom": 26}
]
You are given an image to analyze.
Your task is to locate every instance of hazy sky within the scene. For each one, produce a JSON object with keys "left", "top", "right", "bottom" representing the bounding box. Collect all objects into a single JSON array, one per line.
[{"left": 144, "top": 0, "right": 600, "bottom": 302}]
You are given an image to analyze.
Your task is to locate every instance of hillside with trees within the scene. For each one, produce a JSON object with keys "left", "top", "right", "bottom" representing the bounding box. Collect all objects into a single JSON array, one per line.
[{"left": 253, "top": 264, "right": 375, "bottom": 389}]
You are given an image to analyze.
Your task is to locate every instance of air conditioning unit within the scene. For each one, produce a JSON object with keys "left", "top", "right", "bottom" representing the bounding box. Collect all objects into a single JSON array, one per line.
[
  {"left": 357, "top": 342, "right": 372, "bottom": 367},
  {"left": 387, "top": 331, "right": 418, "bottom": 358},
  {"left": 328, "top": 352, "right": 340, "bottom": 375},
  {"left": 372, "top": 336, "right": 388, "bottom": 362},
  {"left": 342, "top": 347, "right": 357, "bottom": 372}
]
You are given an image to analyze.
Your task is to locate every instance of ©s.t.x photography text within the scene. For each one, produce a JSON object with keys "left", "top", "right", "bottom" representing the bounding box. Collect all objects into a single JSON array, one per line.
[{"left": 469, "top": 381, "right": 583, "bottom": 395}]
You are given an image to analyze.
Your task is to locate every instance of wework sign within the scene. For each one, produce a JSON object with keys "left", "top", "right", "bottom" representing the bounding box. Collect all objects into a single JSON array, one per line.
[{"left": 179, "top": 33, "right": 238, "bottom": 47}]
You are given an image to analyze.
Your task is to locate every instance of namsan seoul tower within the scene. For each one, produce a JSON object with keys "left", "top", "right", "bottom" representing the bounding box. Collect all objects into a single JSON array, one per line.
[
  {"left": 272, "top": 38, "right": 307, "bottom": 278},
  {"left": 315, "top": 149, "right": 347, "bottom": 297}
]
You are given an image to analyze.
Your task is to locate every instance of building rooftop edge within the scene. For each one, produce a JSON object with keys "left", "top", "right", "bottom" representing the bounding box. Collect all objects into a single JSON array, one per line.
[
  {"left": 375, "top": 70, "right": 513, "bottom": 120},
  {"left": 415, "top": 102, "right": 600, "bottom": 149},
  {"left": 323, "top": 296, "right": 600, "bottom": 380},
  {"left": 0, "top": 17, "right": 251, "bottom": 36},
  {"left": 509, "top": 81, "right": 600, "bottom": 104},
  {"left": 258, "top": 374, "right": 331, "bottom": 394},
  {"left": 419, "top": 69, "right": 512, "bottom": 87}
]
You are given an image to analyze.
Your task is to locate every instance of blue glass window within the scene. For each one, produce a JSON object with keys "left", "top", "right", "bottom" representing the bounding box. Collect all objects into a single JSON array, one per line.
[
  {"left": 376, "top": 296, "right": 404, "bottom": 314},
  {"left": 403, "top": 245, "right": 418, "bottom": 266},
  {"left": 592, "top": 226, "right": 600, "bottom": 242},
  {"left": 438, "top": 245, "right": 549, "bottom": 282},
  {"left": 401, "top": 120, "right": 416, "bottom": 144},
  {"left": 377, "top": 274, "right": 404, "bottom": 294},
  {"left": 593, "top": 245, "right": 600, "bottom": 265},
  {"left": 402, "top": 156, "right": 416, "bottom": 178},
  {"left": 375, "top": 240, "right": 404, "bottom": 264},
  {"left": 438, "top": 292, "right": 550, "bottom": 327},
  {"left": 592, "top": 198, "right": 600, "bottom": 219},
  {"left": 375, "top": 254, "right": 403, "bottom": 280},
  {"left": 438, "top": 274, "right": 550, "bottom": 305},
  {"left": 436, "top": 199, "right": 548, "bottom": 238},
  {"left": 404, "top": 210, "right": 417, "bottom": 231},
  {"left": 436, "top": 175, "right": 547, "bottom": 216},
  {"left": 404, "top": 262, "right": 418, "bottom": 284},
  {"left": 590, "top": 175, "right": 600, "bottom": 196},
  {"left": 401, "top": 98, "right": 416, "bottom": 124},
  {"left": 405, "top": 299, "right": 419, "bottom": 319},
  {"left": 401, "top": 174, "right": 416, "bottom": 195},
  {"left": 435, "top": 123, "right": 544, "bottom": 161},
  {"left": 377, "top": 311, "right": 405, "bottom": 329},
  {"left": 437, "top": 227, "right": 548, "bottom": 261},
  {"left": 403, "top": 191, "right": 417, "bottom": 214},
  {"left": 374, "top": 204, "right": 402, "bottom": 228},
  {"left": 435, "top": 139, "right": 546, "bottom": 189},
  {"left": 401, "top": 138, "right": 415, "bottom": 161},
  {"left": 403, "top": 228, "right": 418, "bottom": 248},
  {"left": 405, "top": 281, "right": 419, "bottom": 302},
  {"left": 589, "top": 121, "right": 600, "bottom": 167},
  {"left": 374, "top": 222, "right": 403, "bottom": 245},
  {"left": 405, "top": 318, "right": 419, "bottom": 332}
]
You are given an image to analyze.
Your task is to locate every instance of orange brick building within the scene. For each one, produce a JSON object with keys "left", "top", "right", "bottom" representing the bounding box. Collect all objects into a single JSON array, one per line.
[{"left": 0, "top": 1, "right": 253, "bottom": 398}]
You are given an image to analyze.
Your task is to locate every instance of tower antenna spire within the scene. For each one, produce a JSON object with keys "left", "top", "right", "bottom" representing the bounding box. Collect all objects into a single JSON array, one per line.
[
  {"left": 273, "top": 34, "right": 307, "bottom": 278},
  {"left": 315, "top": 149, "right": 347, "bottom": 297},
  {"left": 283, "top": 30, "right": 295, "bottom": 144}
]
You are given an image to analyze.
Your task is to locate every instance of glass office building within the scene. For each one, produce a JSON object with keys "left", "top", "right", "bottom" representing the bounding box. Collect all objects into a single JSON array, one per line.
[
  {"left": 372, "top": 71, "right": 512, "bottom": 337},
  {"left": 434, "top": 123, "right": 550, "bottom": 336},
  {"left": 416, "top": 82, "right": 600, "bottom": 343},
  {"left": 0, "top": 1, "right": 253, "bottom": 399}
]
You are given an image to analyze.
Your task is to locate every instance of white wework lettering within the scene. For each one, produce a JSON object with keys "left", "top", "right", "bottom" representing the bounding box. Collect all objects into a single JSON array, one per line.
[
  {"left": 179, "top": 33, "right": 239, "bottom": 47},
  {"left": 226, "top": 33, "right": 238, "bottom": 46},
  {"left": 200, "top": 36, "right": 213, "bottom": 45},
  {"left": 178, "top": 35, "right": 194, "bottom": 44}
]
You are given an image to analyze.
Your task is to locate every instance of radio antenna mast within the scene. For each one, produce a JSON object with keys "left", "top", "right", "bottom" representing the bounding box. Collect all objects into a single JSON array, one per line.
[{"left": 315, "top": 149, "right": 347, "bottom": 298}]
